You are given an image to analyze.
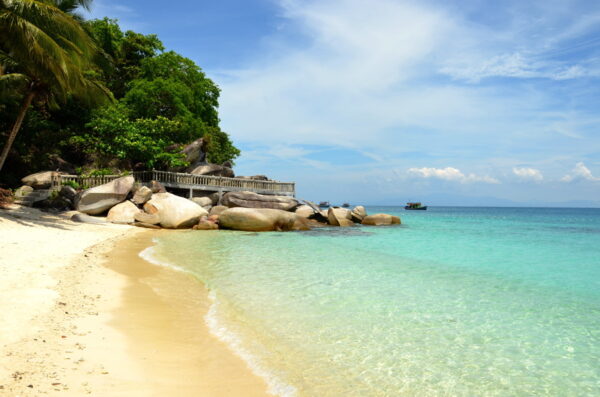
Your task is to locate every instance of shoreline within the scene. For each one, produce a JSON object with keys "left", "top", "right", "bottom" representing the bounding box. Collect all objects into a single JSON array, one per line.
[{"left": 0, "top": 206, "right": 269, "bottom": 396}]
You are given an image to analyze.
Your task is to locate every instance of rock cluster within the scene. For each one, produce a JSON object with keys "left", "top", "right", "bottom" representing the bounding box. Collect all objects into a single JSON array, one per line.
[{"left": 15, "top": 171, "right": 401, "bottom": 232}]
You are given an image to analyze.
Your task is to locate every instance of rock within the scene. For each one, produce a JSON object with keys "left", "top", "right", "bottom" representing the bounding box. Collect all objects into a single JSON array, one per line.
[
  {"left": 71, "top": 213, "right": 106, "bottom": 224},
  {"left": 190, "top": 192, "right": 220, "bottom": 205},
  {"left": 144, "top": 192, "right": 208, "bottom": 229},
  {"left": 189, "top": 163, "right": 235, "bottom": 178},
  {"left": 361, "top": 213, "right": 401, "bottom": 226},
  {"left": 351, "top": 206, "right": 367, "bottom": 222},
  {"left": 327, "top": 207, "right": 354, "bottom": 227},
  {"left": 21, "top": 171, "right": 59, "bottom": 189},
  {"left": 134, "top": 211, "right": 161, "bottom": 224},
  {"left": 219, "top": 208, "right": 297, "bottom": 232},
  {"left": 76, "top": 176, "right": 135, "bottom": 215},
  {"left": 292, "top": 217, "right": 312, "bottom": 231},
  {"left": 147, "top": 180, "right": 166, "bottom": 193},
  {"left": 193, "top": 219, "right": 219, "bottom": 230},
  {"left": 208, "top": 214, "right": 220, "bottom": 223},
  {"left": 222, "top": 191, "right": 298, "bottom": 211},
  {"left": 296, "top": 201, "right": 329, "bottom": 223},
  {"left": 107, "top": 201, "right": 140, "bottom": 224},
  {"left": 295, "top": 205, "right": 316, "bottom": 218},
  {"left": 190, "top": 197, "right": 213, "bottom": 207},
  {"left": 237, "top": 175, "right": 269, "bottom": 181},
  {"left": 59, "top": 186, "right": 77, "bottom": 201},
  {"left": 14, "top": 185, "right": 33, "bottom": 199},
  {"left": 48, "top": 155, "right": 76, "bottom": 174},
  {"left": 132, "top": 186, "right": 152, "bottom": 205},
  {"left": 37, "top": 195, "right": 71, "bottom": 211},
  {"left": 134, "top": 222, "right": 162, "bottom": 229},
  {"left": 181, "top": 137, "right": 208, "bottom": 165},
  {"left": 209, "top": 205, "right": 229, "bottom": 216}
]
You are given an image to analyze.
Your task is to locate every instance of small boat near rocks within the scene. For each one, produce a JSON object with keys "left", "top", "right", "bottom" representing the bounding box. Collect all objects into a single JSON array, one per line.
[{"left": 405, "top": 202, "right": 427, "bottom": 210}]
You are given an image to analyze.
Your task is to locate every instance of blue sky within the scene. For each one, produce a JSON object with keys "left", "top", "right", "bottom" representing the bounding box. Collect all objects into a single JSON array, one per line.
[{"left": 86, "top": 0, "right": 600, "bottom": 206}]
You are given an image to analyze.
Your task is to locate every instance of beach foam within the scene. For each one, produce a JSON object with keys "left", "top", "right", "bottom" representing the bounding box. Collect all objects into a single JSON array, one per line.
[
  {"left": 205, "top": 290, "right": 298, "bottom": 397},
  {"left": 139, "top": 234, "right": 294, "bottom": 396}
]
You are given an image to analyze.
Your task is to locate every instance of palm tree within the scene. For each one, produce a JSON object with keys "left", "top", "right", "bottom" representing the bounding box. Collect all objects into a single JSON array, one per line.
[{"left": 0, "top": 0, "right": 110, "bottom": 172}]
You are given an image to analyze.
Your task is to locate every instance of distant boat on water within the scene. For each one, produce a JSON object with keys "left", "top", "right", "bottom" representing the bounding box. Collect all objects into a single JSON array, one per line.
[
  {"left": 405, "top": 202, "right": 427, "bottom": 210},
  {"left": 342, "top": 203, "right": 350, "bottom": 208},
  {"left": 318, "top": 201, "right": 330, "bottom": 208}
]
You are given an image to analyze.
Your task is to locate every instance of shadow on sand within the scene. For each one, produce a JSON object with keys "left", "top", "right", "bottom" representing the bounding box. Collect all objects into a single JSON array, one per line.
[{"left": 0, "top": 205, "right": 77, "bottom": 230}]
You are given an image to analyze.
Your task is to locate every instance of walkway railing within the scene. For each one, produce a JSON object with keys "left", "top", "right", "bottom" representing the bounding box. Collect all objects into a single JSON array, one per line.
[{"left": 57, "top": 170, "right": 295, "bottom": 197}]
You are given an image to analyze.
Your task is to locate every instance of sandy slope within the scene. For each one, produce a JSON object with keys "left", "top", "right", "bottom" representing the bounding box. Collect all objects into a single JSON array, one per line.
[{"left": 0, "top": 206, "right": 269, "bottom": 396}]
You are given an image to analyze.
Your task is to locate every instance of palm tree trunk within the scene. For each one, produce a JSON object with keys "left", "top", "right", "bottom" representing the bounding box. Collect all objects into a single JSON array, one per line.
[{"left": 0, "top": 89, "right": 35, "bottom": 173}]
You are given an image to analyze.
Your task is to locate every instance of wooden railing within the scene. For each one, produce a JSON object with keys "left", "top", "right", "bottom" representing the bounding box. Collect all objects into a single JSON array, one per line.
[{"left": 57, "top": 170, "right": 295, "bottom": 196}]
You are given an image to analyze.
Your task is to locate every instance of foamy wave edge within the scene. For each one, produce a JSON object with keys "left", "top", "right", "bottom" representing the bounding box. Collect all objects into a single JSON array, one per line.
[
  {"left": 138, "top": 239, "right": 297, "bottom": 397},
  {"left": 205, "top": 290, "right": 298, "bottom": 397}
]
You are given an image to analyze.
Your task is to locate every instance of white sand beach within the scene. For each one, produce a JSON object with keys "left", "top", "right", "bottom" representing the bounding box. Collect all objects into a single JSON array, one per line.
[{"left": 0, "top": 205, "right": 269, "bottom": 396}]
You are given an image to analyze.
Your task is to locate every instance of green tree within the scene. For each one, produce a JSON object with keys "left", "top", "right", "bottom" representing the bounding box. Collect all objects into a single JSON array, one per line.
[
  {"left": 203, "top": 126, "right": 241, "bottom": 164},
  {"left": 86, "top": 18, "right": 164, "bottom": 98},
  {"left": 72, "top": 104, "right": 189, "bottom": 169},
  {"left": 0, "top": 0, "right": 110, "bottom": 172}
]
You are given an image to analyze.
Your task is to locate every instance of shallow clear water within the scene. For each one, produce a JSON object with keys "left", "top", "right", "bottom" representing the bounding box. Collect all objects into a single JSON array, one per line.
[{"left": 147, "top": 207, "right": 600, "bottom": 396}]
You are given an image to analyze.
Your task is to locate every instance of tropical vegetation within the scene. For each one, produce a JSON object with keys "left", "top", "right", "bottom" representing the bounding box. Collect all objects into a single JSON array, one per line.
[{"left": 0, "top": 1, "right": 239, "bottom": 186}]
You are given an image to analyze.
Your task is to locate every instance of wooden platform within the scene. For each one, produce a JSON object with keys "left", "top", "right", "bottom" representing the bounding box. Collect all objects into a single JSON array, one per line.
[{"left": 56, "top": 170, "right": 295, "bottom": 197}]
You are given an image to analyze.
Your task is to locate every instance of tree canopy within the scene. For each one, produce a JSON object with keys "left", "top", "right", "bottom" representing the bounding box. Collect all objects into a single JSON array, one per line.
[
  {"left": 0, "top": 0, "right": 110, "bottom": 172},
  {"left": 0, "top": 10, "right": 239, "bottom": 185}
]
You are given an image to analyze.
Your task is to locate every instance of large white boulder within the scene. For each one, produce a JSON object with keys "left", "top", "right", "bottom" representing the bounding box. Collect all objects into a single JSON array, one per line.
[
  {"left": 351, "top": 206, "right": 367, "bottom": 222},
  {"left": 76, "top": 176, "right": 135, "bottom": 215},
  {"left": 190, "top": 197, "right": 213, "bottom": 207},
  {"left": 132, "top": 186, "right": 152, "bottom": 205},
  {"left": 295, "top": 205, "right": 316, "bottom": 218},
  {"left": 144, "top": 192, "right": 208, "bottom": 229},
  {"left": 361, "top": 213, "right": 401, "bottom": 226},
  {"left": 327, "top": 207, "right": 354, "bottom": 227},
  {"left": 107, "top": 200, "right": 140, "bottom": 224},
  {"left": 21, "top": 171, "right": 59, "bottom": 189},
  {"left": 218, "top": 207, "right": 297, "bottom": 232},
  {"left": 221, "top": 191, "right": 298, "bottom": 211}
]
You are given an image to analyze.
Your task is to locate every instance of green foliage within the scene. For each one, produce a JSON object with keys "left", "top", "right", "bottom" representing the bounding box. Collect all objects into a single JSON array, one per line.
[
  {"left": 138, "top": 52, "right": 220, "bottom": 126},
  {"left": 62, "top": 180, "right": 81, "bottom": 190},
  {"left": 0, "top": 0, "right": 110, "bottom": 105},
  {"left": 86, "top": 18, "right": 164, "bottom": 98},
  {"left": 72, "top": 104, "right": 188, "bottom": 169},
  {"left": 1, "top": 11, "right": 240, "bottom": 184},
  {"left": 204, "top": 126, "right": 241, "bottom": 165}
]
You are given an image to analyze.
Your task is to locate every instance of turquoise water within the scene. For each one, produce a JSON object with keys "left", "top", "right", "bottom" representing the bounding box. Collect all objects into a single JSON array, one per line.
[{"left": 145, "top": 207, "right": 600, "bottom": 396}]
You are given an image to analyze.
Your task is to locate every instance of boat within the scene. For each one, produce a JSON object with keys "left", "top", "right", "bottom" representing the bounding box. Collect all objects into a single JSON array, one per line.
[
  {"left": 342, "top": 203, "right": 350, "bottom": 208},
  {"left": 405, "top": 202, "right": 427, "bottom": 210},
  {"left": 318, "top": 201, "right": 330, "bottom": 208}
]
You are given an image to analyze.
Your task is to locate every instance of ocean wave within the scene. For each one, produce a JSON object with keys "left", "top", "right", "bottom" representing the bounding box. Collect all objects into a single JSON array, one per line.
[
  {"left": 139, "top": 239, "right": 297, "bottom": 396},
  {"left": 138, "top": 244, "right": 188, "bottom": 273},
  {"left": 205, "top": 290, "right": 298, "bottom": 397}
]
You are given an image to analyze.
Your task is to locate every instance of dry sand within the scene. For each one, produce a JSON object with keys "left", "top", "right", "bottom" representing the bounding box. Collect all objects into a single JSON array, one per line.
[{"left": 0, "top": 205, "right": 269, "bottom": 396}]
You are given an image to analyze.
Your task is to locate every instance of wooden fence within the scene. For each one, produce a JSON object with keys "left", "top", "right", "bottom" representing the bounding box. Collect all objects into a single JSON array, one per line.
[{"left": 56, "top": 170, "right": 295, "bottom": 197}]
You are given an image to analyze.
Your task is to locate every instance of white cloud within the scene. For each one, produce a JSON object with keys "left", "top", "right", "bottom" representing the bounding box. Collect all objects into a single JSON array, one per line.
[
  {"left": 219, "top": 0, "right": 599, "bottom": 151},
  {"left": 561, "top": 162, "right": 600, "bottom": 182},
  {"left": 407, "top": 167, "right": 500, "bottom": 184},
  {"left": 214, "top": 0, "right": 599, "bottom": 205},
  {"left": 513, "top": 167, "right": 544, "bottom": 182}
]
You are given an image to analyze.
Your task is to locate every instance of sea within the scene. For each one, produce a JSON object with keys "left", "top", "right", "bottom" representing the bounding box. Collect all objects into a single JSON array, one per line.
[{"left": 141, "top": 206, "right": 600, "bottom": 396}]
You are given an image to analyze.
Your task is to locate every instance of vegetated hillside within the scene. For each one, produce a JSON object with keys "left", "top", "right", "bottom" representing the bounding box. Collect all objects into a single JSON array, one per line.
[{"left": 1, "top": 11, "right": 239, "bottom": 187}]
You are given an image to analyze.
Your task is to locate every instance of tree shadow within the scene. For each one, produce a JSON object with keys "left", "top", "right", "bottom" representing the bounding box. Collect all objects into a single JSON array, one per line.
[{"left": 0, "top": 205, "right": 75, "bottom": 230}]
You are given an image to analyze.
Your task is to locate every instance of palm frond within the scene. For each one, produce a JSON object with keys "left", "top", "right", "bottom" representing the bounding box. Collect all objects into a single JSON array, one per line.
[{"left": 0, "top": 0, "right": 110, "bottom": 104}]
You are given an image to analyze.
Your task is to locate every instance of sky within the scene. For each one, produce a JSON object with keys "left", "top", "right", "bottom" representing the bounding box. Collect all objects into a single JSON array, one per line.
[{"left": 86, "top": 0, "right": 600, "bottom": 206}]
